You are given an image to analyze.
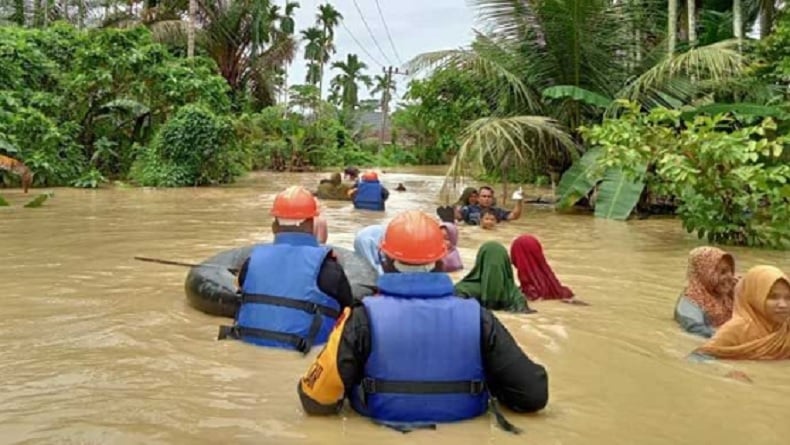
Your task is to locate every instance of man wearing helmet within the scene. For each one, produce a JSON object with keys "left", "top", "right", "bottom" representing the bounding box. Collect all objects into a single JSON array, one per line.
[
  {"left": 297, "top": 210, "right": 548, "bottom": 431},
  {"left": 218, "top": 186, "right": 354, "bottom": 354},
  {"left": 348, "top": 170, "right": 389, "bottom": 211}
]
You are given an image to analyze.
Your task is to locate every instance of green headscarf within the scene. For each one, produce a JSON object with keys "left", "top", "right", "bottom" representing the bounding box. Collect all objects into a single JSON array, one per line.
[{"left": 454, "top": 241, "right": 527, "bottom": 312}]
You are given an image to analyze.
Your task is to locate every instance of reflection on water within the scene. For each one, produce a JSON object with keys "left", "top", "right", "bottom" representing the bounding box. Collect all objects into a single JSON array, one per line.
[{"left": 1, "top": 167, "right": 789, "bottom": 444}]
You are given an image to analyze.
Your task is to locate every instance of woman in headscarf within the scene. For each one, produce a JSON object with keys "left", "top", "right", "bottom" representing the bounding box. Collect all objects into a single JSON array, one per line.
[
  {"left": 439, "top": 222, "right": 463, "bottom": 272},
  {"left": 455, "top": 187, "right": 478, "bottom": 207},
  {"left": 454, "top": 241, "right": 534, "bottom": 313},
  {"left": 674, "top": 247, "right": 737, "bottom": 338},
  {"left": 510, "top": 235, "right": 577, "bottom": 302},
  {"left": 353, "top": 225, "right": 385, "bottom": 275},
  {"left": 695, "top": 266, "right": 790, "bottom": 360}
]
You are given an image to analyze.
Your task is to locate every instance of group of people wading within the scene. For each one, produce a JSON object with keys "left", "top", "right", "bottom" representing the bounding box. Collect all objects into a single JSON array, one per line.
[{"left": 217, "top": 175, "right": 789, "bottom": 432}]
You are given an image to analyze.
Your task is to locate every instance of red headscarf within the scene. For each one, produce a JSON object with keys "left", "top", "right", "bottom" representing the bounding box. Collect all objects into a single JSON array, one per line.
[{"left": 510, "top": 235, "right": 574, "bottom": 301}]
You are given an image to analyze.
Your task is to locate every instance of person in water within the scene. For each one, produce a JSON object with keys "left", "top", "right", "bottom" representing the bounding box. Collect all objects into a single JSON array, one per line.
[
  {"left": 456, "top": 187, "right": 479, "bottom": 207},
  {"left": 510, "top": 235, "right": 584, "bottom": 304},
  {"left": 353, "top": 224, "right": 385, "bottom": 276},
  {"left": 674, "top": 247, "right": 737, "bottom": 338},
  {"left": 694, "top": 265, "right": 790, "bottom": 360},
  {"left": 455, "top": 241, "right": 534, "bottom": 313},
  {"left": 218, "top": 186, "right": 354, "bottom": 353},
  {"left": 480, "top": 208, "right": 498, "bottom": 230},
  {"left": 349, "top": 171, "right": 389, "bottom": 211},
  {"left": 439, "top": 222, "right": 463, "bottom": 272},
  {"left": 315, "top": 172, "right": 351, "bottom": 201},
  {"left": 297, "top": 210, "right": 548, "bottom": 431},
  {"left": 456, "top": 186, "right": 523, "bottom": 225},
  {"left": 344, "top": 166, "right": 360, "bottom": 181}
]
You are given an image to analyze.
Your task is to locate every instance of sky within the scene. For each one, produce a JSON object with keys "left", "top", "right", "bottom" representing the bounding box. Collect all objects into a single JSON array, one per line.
[{"left": 285, "top": 0, "right": 477, "bottom": 105}]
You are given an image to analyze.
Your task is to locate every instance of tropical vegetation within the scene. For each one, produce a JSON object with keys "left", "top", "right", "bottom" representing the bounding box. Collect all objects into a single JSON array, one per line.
[{"left": 1, "top": 0, "right": 788, "bottom": 247}]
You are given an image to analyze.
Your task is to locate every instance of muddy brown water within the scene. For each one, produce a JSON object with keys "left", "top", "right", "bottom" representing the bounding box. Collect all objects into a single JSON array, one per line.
[{"left": 1, "top": 167, "right": 789, "bottom": 444}]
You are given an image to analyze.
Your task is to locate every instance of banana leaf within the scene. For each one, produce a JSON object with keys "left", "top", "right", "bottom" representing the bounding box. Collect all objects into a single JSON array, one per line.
[
  {"left": 593, "top": 164, "right": 647, "bottom": 220},
  {"left": 542, "top": 86, "right": 612, "bottom": 109},
  {"left": 556, "top": 148, "right": 603, "bottom": 209},
  {"left": 680, "top": 103, "right": 788, "bottom": 120}
]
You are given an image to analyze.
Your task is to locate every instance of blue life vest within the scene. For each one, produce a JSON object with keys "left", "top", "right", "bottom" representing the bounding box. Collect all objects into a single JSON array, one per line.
[
  {"left": 218, "top": 232, "right": 340, "bottom": 354},
  {"left": 353, "top": 180, "right": 385, "bottom": 211},
  {"left": 350, "top": 273, "right": 488, "bottom": 423}
]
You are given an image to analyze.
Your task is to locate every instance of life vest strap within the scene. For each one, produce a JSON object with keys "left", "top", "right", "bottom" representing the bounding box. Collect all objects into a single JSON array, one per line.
[
  {"left": 242, "top": 293, "right": 340, "bottom": 319},
  {"left": 217, "top": 312, "right": 323, "bottom": 355},
  {"left": 361, "top": 378, "right": 486, "bottom": 395}
]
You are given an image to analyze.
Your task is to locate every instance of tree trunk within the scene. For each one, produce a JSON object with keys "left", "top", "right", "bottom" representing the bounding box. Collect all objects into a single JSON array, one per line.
[
  {"left": 187, "top": 0, "right": 196, "bottom": 58},
  {"left": 733, "top": 0, "right": 743, "bottom": 51},
  {"left": 78, "top": 0, "right": 85, "bottom": 28},
  {"left": 13, "top": 0, "right": 25, "bottom": 25},
  {"left": 687, "top": 0, "right": 697, "bottom": 46},
  {"left": 759, "top": 3, "right": 775, "bottom": 38}
]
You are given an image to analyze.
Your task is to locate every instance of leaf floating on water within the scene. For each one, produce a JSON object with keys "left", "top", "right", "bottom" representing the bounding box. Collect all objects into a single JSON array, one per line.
[
  {"left": 24, "top": 193, "right": 50, "bottom": 208},
  {"left": 0, "top": 195, "right": 8, "bottom": 207}
]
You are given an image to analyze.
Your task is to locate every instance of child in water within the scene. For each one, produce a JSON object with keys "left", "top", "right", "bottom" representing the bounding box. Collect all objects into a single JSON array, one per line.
[{"left": 480, "top": 208, "right": 498, "bottom": 230}]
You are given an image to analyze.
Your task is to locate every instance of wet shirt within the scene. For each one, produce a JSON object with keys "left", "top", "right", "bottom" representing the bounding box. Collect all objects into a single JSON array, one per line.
[{"left": 461, "top": 205, "right": 511, "bottom": 225}]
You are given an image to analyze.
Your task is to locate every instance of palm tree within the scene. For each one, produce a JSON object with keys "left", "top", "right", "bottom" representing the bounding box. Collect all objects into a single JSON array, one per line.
[
  {"left": 316, "top": 3, "right": 342, "bottom": 98},
  {"left": 408, "top": 0, "right": 745, "bottom": 182},
  {"left": 371, "top": 73, "right": 396, "bottom": 110},
  {"left": 330, "top": 53, "right": 372, "bottom": 110},
  {"left": 301, "top": 26, "right": 323, "bottom": 85}
]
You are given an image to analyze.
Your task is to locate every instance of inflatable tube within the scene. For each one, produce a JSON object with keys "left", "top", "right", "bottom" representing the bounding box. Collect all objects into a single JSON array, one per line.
[{"left": 184, "top": 245, "right": 378, "bottom": 318}]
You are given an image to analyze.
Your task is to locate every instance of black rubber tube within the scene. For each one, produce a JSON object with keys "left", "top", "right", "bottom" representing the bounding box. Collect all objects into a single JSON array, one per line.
[{"left": 184, "top": 245, "right": 378, "bottom": 318}]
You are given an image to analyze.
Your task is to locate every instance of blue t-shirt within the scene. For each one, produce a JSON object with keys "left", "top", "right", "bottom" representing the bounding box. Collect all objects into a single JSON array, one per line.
[{"left": 461, "top": 205, "right": 511, "bottom": 225}]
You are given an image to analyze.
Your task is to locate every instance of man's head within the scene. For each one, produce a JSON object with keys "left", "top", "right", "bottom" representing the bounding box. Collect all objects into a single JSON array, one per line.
[
  {"left": 478, "top": 186, "right": 495, "bottom": 209},
  {"left": 270, "top": 186, "right": 319, "bottom": 235},
  {"left": 480, "top": 208, "right": 498, "bottom": 230},
  {"left": 380, "top": 210, "right": 446, "bottom": 273},
  {"left": 344, "top": 166, "right": 360, "bottom": 180}
]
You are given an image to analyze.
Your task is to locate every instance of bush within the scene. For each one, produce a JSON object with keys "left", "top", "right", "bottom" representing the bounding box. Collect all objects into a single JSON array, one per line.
[
  {"left": 583, "top": 101, "right": 790, "bottom": 249},
  {"left": 131, "top": 105, "right": 244, "bottom": 186}
]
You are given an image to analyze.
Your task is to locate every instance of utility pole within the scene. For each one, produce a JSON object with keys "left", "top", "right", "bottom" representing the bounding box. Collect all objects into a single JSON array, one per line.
[{"left": 379, "top": 66, "right": 407, "bottom": 151}]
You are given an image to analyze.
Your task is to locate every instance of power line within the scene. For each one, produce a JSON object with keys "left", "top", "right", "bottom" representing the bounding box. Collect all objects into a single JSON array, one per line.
[
  {"left": 373, "top": 0, "right": 403, "bottom": 66},
  {"left": 351, "top": 0, "right": 393, "bottom": 66},
  {"left": 340, "top": 20, "right": 385, "bottom": 68}
]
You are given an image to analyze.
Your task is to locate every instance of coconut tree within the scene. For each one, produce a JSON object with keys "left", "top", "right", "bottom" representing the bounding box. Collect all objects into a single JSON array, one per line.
[
  {"left": 329, "top": 53, "right": 372, "bottom": 110},
  {"left": 301, "top": 26, "right": 324, "bottom": 85},
  {"left": 316, "top": 2, "right": 342, "bottom": 98},
  {"left": 409, "top": 0, "right": 746, "bottom": 183}
]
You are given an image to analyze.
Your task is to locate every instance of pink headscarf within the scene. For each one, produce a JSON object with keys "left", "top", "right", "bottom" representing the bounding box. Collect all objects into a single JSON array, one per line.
[{"left": 440, "top": 222, "right": 463, "bottom": 272}]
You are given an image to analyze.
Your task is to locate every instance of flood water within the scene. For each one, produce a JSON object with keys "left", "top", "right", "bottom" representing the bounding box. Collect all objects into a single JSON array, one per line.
[{"left": 1, "top": 167, "right": 789, "bottom": 445}]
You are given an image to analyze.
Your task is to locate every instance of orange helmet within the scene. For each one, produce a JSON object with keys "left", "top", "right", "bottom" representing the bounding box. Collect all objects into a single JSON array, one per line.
[
  {"left": 380, "top": 210, "right": 446, "bottom": 264},
  {"left": 270, "top": 186, "right": 320, "bottom": 220},
  {"left": 361, "top": 171, "right": 378, "bottom": 181}
]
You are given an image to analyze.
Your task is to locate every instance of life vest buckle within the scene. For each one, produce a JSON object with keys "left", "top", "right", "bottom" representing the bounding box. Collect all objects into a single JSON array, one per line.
[
  {"left": 469, "top": 380, "right": 485, "bottom": 395},
  {"left": 361, "top": 377, "right": 377, "bottom": 393}
]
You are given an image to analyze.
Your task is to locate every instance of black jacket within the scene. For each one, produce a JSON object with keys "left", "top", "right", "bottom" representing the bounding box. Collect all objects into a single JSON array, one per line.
[{"left": 298, "top": 301, "right": 548, "bottom": 415}]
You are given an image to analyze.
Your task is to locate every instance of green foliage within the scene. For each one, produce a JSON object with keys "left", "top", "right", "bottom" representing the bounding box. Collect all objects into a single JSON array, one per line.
[
  {"left": 0, "top": 24, "right": 233, "bottom": 187},
  {"left": 752, "top": 10, "right": 790, "bottom": 92},
  {"left": 397, "top": 67, "right": 495, "bottom": 157},
  {"left": 131, "top": 105, "right": 243, "bottom": 186},
  {"left": 582, "top": 102, "right": 790, "bottom": 248}
]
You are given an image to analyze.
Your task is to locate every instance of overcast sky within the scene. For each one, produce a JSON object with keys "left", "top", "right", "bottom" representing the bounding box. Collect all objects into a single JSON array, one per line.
[{"left": 286, "top": 0, "right": 476, "bottom": 104}]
